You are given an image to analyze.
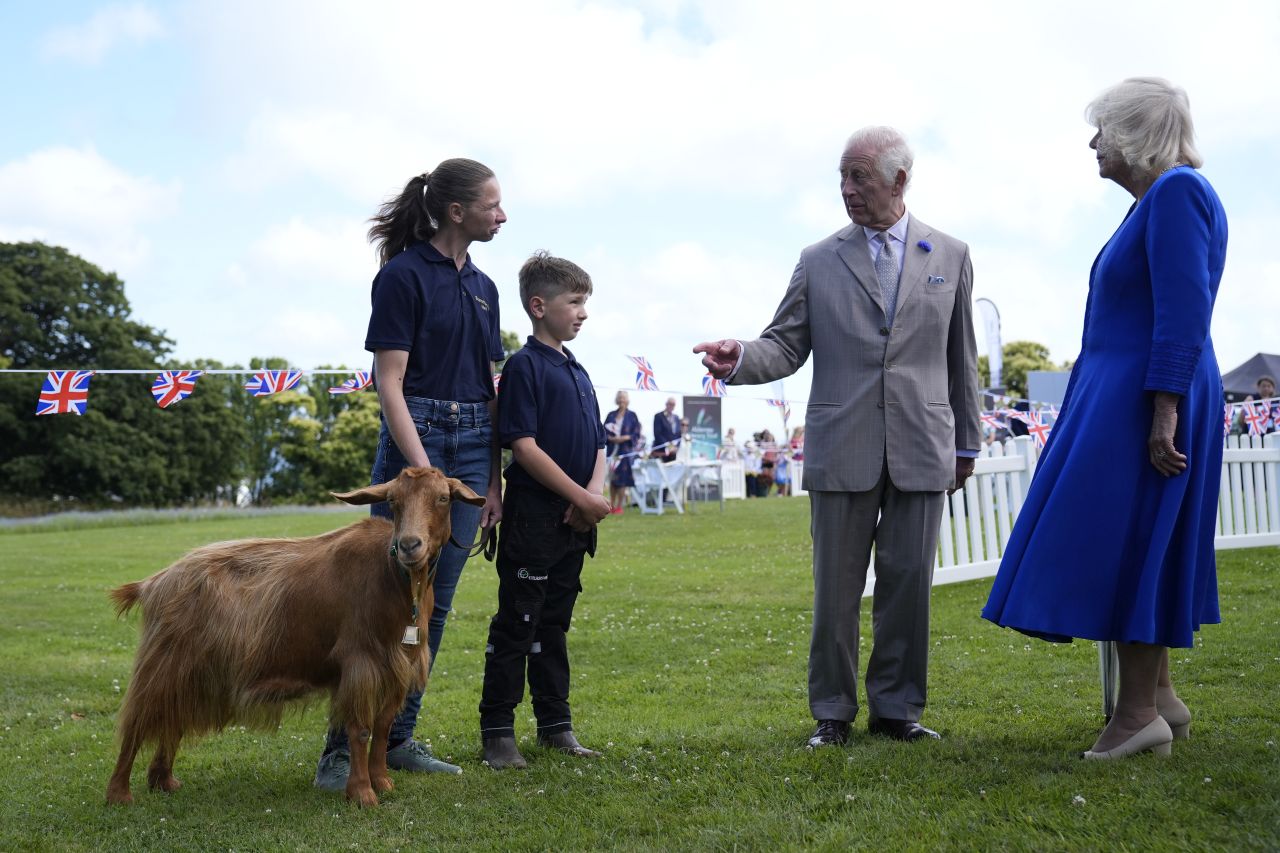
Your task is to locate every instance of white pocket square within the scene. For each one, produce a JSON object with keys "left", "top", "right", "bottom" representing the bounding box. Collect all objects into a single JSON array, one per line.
[{"left": 927, "top": 275, "right": 946, "bottom": 284}]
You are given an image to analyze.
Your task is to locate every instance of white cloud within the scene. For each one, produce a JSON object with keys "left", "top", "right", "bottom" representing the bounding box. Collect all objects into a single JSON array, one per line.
[
  {"left": 0, "top": 145, "right": 179, "bottom": 271},
  {"left": 40, "top": 3, "right": 164, "bottom": 64},
  {"left": 169, "top": 217, "right": 378, "bottom": 367},
  {"left": 246, "top": 217, "right": 375, "bottom": 285}
]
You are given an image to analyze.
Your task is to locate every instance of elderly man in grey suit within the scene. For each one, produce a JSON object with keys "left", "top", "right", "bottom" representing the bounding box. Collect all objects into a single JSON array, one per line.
[{"left": 695, "top": 126, "right": 981, "bottom": 745}]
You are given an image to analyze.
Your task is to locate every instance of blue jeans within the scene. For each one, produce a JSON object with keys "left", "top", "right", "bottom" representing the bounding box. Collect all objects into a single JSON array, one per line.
[{"left": 324, "top": 396, "right": 492, "bottom": 754}]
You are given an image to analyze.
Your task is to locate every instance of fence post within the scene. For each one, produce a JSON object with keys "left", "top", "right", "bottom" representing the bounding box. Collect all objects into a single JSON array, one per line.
[
  {"left": 1013, "top": 435, "right": 1037, "bottom": 494},
  {"left": 1266, "top": 433, "right": 1280, "bottom": 534}
]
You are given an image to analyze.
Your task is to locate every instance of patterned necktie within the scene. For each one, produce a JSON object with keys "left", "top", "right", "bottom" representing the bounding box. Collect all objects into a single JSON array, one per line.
[{"left": 875, "top": 232, "right": 899, "bottom": 325}]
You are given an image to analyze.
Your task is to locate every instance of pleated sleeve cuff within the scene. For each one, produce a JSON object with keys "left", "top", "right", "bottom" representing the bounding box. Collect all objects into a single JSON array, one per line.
[{"left": 1144, "top": 341, "right": 1202, "bottom": 395}]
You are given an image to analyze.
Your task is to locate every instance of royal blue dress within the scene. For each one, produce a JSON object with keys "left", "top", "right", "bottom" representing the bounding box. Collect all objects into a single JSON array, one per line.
[{"left": 982, "top": 167, "right": 1227, "bottom": 648}]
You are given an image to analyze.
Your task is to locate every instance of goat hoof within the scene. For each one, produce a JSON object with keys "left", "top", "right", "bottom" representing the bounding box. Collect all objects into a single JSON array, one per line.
[
  {"left": 371, "top": 775, "right": 394, "bottom": 793},
  {"left": 105, "top": 787, "right": 133, "bottom": 805},
  {"left": 148, "top": 774, "right": 182, "bottom": 793},
  {"left": 346, "top": 786, "right": 379, "bottom": 808}
]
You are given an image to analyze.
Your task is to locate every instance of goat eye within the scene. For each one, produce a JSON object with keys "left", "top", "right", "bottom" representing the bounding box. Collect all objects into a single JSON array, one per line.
[{"left": 438, "top": 495, "right": 449, "bottom": 503}]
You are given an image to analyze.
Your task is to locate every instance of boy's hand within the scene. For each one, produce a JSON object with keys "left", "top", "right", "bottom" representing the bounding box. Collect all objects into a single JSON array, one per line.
[
  {"left": 563, "top": 505, "right": 594, "bottom": 533},
  {"left": 572, "top": 490, "right": 611, "bottom": 526}
]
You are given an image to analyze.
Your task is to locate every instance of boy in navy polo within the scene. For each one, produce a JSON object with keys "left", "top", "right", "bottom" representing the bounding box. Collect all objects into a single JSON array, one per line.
[{"left": 480, "top": 252, "right": 611, "bottom": 769}]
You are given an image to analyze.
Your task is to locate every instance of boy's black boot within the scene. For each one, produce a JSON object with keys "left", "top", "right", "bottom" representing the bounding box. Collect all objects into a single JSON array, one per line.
[
  {"left": 482, "top": 736, "right": 528, "bottom": 770},
  {"left": 538, "top": 730, "right": 601, "bottom": 758}
]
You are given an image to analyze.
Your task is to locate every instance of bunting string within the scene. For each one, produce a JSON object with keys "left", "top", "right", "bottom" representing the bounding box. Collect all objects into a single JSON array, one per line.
[{"left": 9, "top": 369, "right": 1270, "bottom": 439}]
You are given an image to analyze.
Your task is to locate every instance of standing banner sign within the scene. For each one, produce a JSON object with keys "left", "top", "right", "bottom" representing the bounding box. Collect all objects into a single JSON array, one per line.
[
  {"left": 682, "top": 396, "right": 722, "bottom": 461},
  {"left": 976, "top": 297, "right": 1002, "bottom": 391}
]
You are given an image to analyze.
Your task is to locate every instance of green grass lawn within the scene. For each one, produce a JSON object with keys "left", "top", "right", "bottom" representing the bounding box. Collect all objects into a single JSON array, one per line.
[{"left": 1, "top": 499, "right": 1276, "bottom": 851}]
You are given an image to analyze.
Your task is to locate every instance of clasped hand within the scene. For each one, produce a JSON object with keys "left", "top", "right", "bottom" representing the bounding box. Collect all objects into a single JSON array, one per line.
[{"left": 564, "top": 490, "right": 611, "bottom": 533}]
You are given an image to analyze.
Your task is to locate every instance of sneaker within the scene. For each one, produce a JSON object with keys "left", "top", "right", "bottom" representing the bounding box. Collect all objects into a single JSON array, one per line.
[
  {"left": 386, "top": 739, "right": 462, "bottom": 775},
  {"left": 313, "top": 749, "right": 350, "bottom": 792}
]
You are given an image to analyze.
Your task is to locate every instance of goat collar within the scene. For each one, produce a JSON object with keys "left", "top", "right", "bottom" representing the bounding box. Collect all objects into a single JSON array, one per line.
[{"left": 389, "top": 542, "right": 444, "bottom": 628}]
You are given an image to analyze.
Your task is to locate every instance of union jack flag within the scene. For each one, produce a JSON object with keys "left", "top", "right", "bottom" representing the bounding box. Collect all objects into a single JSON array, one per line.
[
  {"left": 493, "top": 372, "right": 502, "bottom": 393},
  {"left": 979, "top": 410, "right": 1004, "bottom": 430},
  {"left": 1242, "top": 401, "right": 1271, "bottom": 435},
  {"left": 1224, "top": 403, "right": 1236, "bottom": 436},
  {"left": 628, "top": 355, "right": 659, "bottom": 391},
  {"left": 702, "top": 374, "right": 726, "bottom": 397},
  {"left": 328, "top": 371, "right": 372, "bottom": 395},
  {"left": 767, "top": 398, "right": 791, "bottom": 422},
  {"left": 244, "top": 369, "right": 303, "bottom": 397},
  {"left": 151, "top": 370, "right": 203, "bottom": 408},
  {"left": 1024, "top": 410, "right": 1053, "bottom": 448},
  {"left": 36, "top": 370, "right": 94, "bottom": 416}
]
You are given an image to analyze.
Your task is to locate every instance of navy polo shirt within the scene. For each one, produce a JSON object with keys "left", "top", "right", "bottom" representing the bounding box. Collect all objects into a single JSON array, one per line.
[
  {"left": 498, "top": 336, "right": 606, "bottom": 495},
  {"left": 364, "top": 241, "right": 503, "bottom": 402}
]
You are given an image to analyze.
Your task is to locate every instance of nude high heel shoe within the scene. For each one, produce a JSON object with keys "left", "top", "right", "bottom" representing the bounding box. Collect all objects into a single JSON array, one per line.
[
  {"left": 1158, "top": 694, "right": 1191, "bottom": 740},
  {"left": 1081, "top": 717, "right": 1173, "bottom": 760}
]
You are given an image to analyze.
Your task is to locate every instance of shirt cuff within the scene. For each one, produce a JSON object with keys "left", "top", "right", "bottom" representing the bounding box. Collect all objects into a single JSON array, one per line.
[
  {"left": 956, "top": 449, "right": 979, "bottom": 458},
  {"left": 725, "top": 341, "right": 746, "bottom": 382}
]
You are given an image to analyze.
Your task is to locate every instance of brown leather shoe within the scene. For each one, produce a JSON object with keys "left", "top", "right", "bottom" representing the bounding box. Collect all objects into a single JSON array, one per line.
[
  {"left": 868, "top": 718, "right": 940, "bottom": 741},
  {"left": 482, "top": 736, "right": 528, "bottom": 770},
  {"left": 807, "top": 719, "right": 851, "bottom": 748},
  {"left": 537, "top": 730, "right": 601, "bottom": 758}
]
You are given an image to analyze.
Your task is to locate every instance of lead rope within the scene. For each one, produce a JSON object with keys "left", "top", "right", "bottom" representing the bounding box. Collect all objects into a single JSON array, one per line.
[{"left": 449, "top": 525, "right": 497, "bottom": 562}]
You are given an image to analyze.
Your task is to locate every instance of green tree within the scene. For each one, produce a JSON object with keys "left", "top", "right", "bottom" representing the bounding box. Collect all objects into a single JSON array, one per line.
[
  {"left": 0, "top": 242, "right": 245, "bottom": 507},
  {"left": 236, "top": 356, "right": 307, "bottom": 504},
  {"left": 498, "top": 329, "right": 521, "bottom": 371},
  {"left": 978, "top": 340, "right": 1061, "bottom": 399},
  {"left": 269, "top": 368, "right": 380, "bottom": 503}
]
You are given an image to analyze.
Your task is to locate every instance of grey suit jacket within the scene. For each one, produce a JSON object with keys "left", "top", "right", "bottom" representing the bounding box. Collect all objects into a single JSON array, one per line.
[{"left": 734, "top": 216, "right": 981, "bottom": 493}]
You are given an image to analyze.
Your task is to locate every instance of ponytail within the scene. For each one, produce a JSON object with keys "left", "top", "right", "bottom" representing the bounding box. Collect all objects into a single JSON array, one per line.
[{"left": 368, "top": 158, "right": 496, "bottom": 267}]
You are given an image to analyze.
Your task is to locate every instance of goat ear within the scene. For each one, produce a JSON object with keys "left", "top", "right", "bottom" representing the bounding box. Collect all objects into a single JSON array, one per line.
[
  {"left": 332, "top": 482, "right": 393, "bottom": 506},
  {"left": 447, "top": 478, "right": 486, "bottom": 507}
]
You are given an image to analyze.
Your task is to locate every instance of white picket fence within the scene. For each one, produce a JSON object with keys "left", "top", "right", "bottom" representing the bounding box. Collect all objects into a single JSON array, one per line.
[{"left": 716, "top": 433, "right": 1280, "bottom": 592}]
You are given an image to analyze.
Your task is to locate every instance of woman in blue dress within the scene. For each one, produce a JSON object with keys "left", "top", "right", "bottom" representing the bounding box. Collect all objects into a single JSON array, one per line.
[
  {"left": 604, "top": 390, "right": 642, "bottom": 514},
  {"left": 982, "top": 78, "right": 1227, "bottom": 760}
]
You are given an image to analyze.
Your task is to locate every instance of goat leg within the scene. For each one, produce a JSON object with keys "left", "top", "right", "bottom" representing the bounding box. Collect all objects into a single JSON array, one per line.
[
  {"left": 146, "top": 734, "right": 183, "bottom": 793},
  {"left": 105, "top": 731, "right": 142, "bottom": 805},
  {"left": 344, "top": 723, "right": 379, "bottom": 807},
  {"left": 367, "top": 701, "right": 399, "bottom": 794}
]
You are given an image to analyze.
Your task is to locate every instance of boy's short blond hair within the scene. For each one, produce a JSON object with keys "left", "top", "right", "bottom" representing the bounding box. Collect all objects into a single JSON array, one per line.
[{"left": 519, "top": 251, "right": 593, "bottom": 318}]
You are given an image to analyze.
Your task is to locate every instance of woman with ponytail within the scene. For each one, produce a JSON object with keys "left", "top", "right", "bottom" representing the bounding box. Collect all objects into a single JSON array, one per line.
[{"left": 314, "top": 158, "right": 507, "bottom": 791}]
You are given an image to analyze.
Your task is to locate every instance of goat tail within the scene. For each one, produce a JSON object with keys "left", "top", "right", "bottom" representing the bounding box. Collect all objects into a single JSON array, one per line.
[{"left": 110, "top": 581, "right": 143, "bottom": 618}]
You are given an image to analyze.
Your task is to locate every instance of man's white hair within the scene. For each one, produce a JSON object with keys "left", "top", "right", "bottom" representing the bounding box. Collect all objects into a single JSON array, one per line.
[
  {"left": 845, "top": 126, "right": 914, "bottom": 190},
  {"left": 1086, "top": 77, "right": 1203, "bottom": 174}
]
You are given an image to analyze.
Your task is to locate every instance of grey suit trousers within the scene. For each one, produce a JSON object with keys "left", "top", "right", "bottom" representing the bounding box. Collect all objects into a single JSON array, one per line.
[{"left": 808, "top": 465, "right": 944, "bottom": 723}]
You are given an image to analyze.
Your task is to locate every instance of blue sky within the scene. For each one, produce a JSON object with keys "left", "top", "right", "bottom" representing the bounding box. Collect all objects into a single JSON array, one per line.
[{"left": 3, "top": 0, "right": 1278, "bottom": 435}]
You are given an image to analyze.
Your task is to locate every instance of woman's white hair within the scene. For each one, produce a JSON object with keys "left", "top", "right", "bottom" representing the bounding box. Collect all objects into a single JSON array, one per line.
[
  {"left": 846, "top": 126, "right": 914, "bottom": 190},
  {"left": 1086, "top": 77, "right": 1203, "bottom": 175}
]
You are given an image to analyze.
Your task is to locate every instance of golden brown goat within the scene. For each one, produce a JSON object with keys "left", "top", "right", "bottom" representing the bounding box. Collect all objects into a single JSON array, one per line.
[{"left": 105, "top": 467, "right": 484, "bottom": 807}]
